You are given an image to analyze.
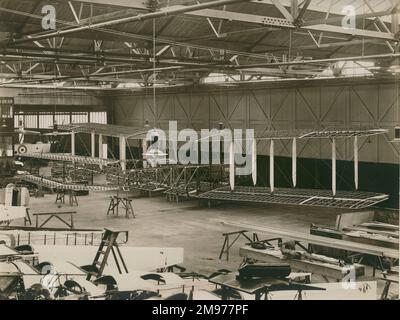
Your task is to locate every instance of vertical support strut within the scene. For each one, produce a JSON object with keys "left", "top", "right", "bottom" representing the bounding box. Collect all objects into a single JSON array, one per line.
[
  {"left": 98, "top": 134, "right": 103, "bottom": 159},
  {"left": 270, "top": 139, "right": 275, "bottom": 193},
  {"left": 142, "top": 138, "right": 148, "bottom": 168},
  {"left": 120, "top": 135, "right": 126, "bottom": 172},
  {"left": 229, "top": 141, "right": 235, "bottom": 191},
  {"left": 99, "top": 134, "right": 108, "bottom": 159},
  {"left": 354, "top": 136, "right": 359, "bottom": 190},
  {"left": 252, "top": 138, "right": 257, "bottom": 186},
  {"left": 91, "top": 131, "right": 95, "bottom": 158},
  {"left": 332, "top": 138, "right": 336, "bottom": 197},
  {"left": 292, "top": 138, "right": 297, "bottom": 188},
  {"left": 71, "top": 131, "right": 76, "bottom": 156}
]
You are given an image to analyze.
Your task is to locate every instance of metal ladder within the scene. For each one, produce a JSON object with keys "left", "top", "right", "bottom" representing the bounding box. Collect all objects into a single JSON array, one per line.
[{"left": 86, "top": 228, "right": 129, "bottom": 281}]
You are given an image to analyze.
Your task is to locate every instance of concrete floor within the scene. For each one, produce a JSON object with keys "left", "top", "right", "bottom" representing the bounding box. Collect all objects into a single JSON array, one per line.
[
  {"left": 26, "top": 192, "right": 349, "bottom": 275},
  {"left": 22, "top": 191, "right": 398, "bottom": 298}
]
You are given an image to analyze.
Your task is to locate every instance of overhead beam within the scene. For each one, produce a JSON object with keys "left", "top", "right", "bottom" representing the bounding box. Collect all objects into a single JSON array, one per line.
[
  {"left": 186, "top": 9, "right": 397, "bottom": 41},
  {"left": 2, "top": 2, "right": 396, "bottom": 50},
  {"left": 67, "top": 0, "right": 147, "bottom": 9},
  {"left": 0, "top": 61, "right": 16, "bottom": 73},
  {"left": 66, "top": 0, "right": 394, "bottom": 22},
  {"left": 236, "top": 52, "right": 400, "bottom": 69},
  {"left": 301, "top": 10, "right": 393, "bottom": 26},
  {"left": 254, "top": 0, "right": 394, "bottom": 23},
  {"left": 306, "top": 24, "right": 396, "bottom": 41},
  {"left": 1, "top": 0, "right": 252, "bottom": 46},
  {"left": 68, "top": 1, "right": 81, "bottom": 24},
  {"left": 187, "top": 9, "right": 294, "bottom": 28},
  {"left": 296, "top": 0, "right": 311, "bottom": 22},
  {"left": 297, "top": 38, "right": 388, "bottom": 49},
  {"left": 64, "top": 0, "right": 396, "bottom": 24},
  {"left": 271, "top": 0, "right": 294, "bottom": 22},
  {"left": 18, "top": 0, "right": 43, "bottom": 33}
]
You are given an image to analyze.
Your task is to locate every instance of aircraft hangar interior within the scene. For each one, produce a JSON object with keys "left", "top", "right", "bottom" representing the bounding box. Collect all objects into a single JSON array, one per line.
[{"left": 0, "top": 0, "right": 399, "bottom": 302}]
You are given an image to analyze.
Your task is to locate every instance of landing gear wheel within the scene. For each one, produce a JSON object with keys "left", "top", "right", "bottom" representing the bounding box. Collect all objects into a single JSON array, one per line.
[
  {"left": 54, "top": 280, "right": 84, "bottom": 298},
  {"left": 24, "top": 284, "right": 52, "bottom": 300}
]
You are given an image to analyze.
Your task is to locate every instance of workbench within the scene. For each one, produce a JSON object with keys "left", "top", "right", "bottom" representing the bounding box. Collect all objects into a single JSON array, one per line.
[
  {"left": 209, "top": 273, "right": 323, "bottom": 300},
  {"left": 222, "top": 221, "right": 399, "bottom": 259},
  {"left": 239, "top": 245, "right": 365, "bottom": 282},
  {"left": 31, "top": 210, "right": 77, "bottom": 229}
]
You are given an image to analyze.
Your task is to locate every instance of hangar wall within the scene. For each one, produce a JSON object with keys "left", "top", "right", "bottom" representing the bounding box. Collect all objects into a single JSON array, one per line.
[
  {"left": 113, "top": 79, "right": 400, "bottom": 164},
  {"left": 113, "top": 79, "right": 400, "bottom": 209}
]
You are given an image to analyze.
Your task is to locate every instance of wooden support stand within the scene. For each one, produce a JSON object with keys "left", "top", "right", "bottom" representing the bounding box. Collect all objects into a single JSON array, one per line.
[
  {"left": 219, "top": 230, "right": 258, "bottom": 261},
  {"left": 55, "top": 190, "right": 65, "bottom": 205},
  {"left": 69, "top": 191, "right": 78, "bottom": 206},
  {"left": 24, "top": 208, "right": 32, "bottom": 226},
  {"left": 33, "top": 210, "right": 77, "bottom": 229},
  {"left": 107, "top": 196, "right": 135, "bottom": 219},
  {"left": 55, "top": 190, "right": 78, "bottom": 207}
]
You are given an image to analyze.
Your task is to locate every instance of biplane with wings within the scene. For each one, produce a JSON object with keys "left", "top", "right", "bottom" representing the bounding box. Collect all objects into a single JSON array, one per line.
[
  {"left": 13, "top": 122, "right": 390, "bottom": 209},
  {"left": 14, "top": 123, "right": 163, "bottom": 193},
  {"left": 14, "top": 121, "right": 73, "bottom": 155},
  {"left": 196, "top": 128, "right": 390, "bottom": 209}
]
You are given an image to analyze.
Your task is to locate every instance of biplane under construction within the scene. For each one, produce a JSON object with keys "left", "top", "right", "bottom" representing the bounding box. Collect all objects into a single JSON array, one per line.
[{"left": 14, "top": 123, "right": 389, "bottom": 210}]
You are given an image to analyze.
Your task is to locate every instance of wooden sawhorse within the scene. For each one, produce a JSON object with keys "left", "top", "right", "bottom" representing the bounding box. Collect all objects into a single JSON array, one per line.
[
  {"left": 24, "top": 208, "right": 32, "bottom": 226},
  {"left": 219, "top": 230, "right": 259, "bottom": 261},
  {"left": 107, "top": 196, "right": 135, "bottom": 219},
  {"left": 33, "top": 210, "right": 77, "bottom": 229},
  {"left": 55, "top": 190, "right": 78, "bottom": 206}
]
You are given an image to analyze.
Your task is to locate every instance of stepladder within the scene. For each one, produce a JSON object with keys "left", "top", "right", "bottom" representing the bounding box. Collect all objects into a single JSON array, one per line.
[{"left": 83, "top": 229, "right": 129, "bottom": 281}]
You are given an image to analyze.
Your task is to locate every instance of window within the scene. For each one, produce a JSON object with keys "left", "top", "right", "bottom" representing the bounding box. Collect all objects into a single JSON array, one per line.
[
  {"left": 0, "top": 98, "right": 13, "bottom": 119},
  {"left": 72, "top": 113, "right": 88, "bottom": 124},
  {"left": 14, "top": 111, "right": 108, "bottom": 129},
  {"left": 90, "top": 112, "right": 107, "bottom": 124},
  {"left": 55, "top": 113, "right": 70, "bottom": 126},
  {"left": 39, "top": 114, "right": 54, "bottom": 129}
]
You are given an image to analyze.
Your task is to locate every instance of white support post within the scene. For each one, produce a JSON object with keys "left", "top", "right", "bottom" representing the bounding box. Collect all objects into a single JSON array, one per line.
[
  {"left": 99, "top": 134, "right": 108, "bottom": 159},
  {"left": 270, "top": 139, "right": 275, "bottom": 193},
  {"left": 332, "top": 138, "right": 336, "bottom": 197},
  {"left": 98, "top": 134, "right": 103, "bottom": 159},
  {"left": 252, "top": 138, "right": 257, "bottom": 186},
  {"left": 142, "top": 139, "right": 148, "bottom": 168},
  {"left": 354, "top": 136, "right": 359, "bottom": 190},
  {"left": 229, "top": 141, "right": 235, "bottom": 191},
  {"left": 292, "top": 138, "right": 297, "bottom": 188},
  {"left": 120, "top": 136, "right": 126, "bottom": 172},
  {"left": 91, "top": 131, "right": 95, "bottom": 158},
  {"left": 71, "top": 131, "right": 76, "bottom": 156}
]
